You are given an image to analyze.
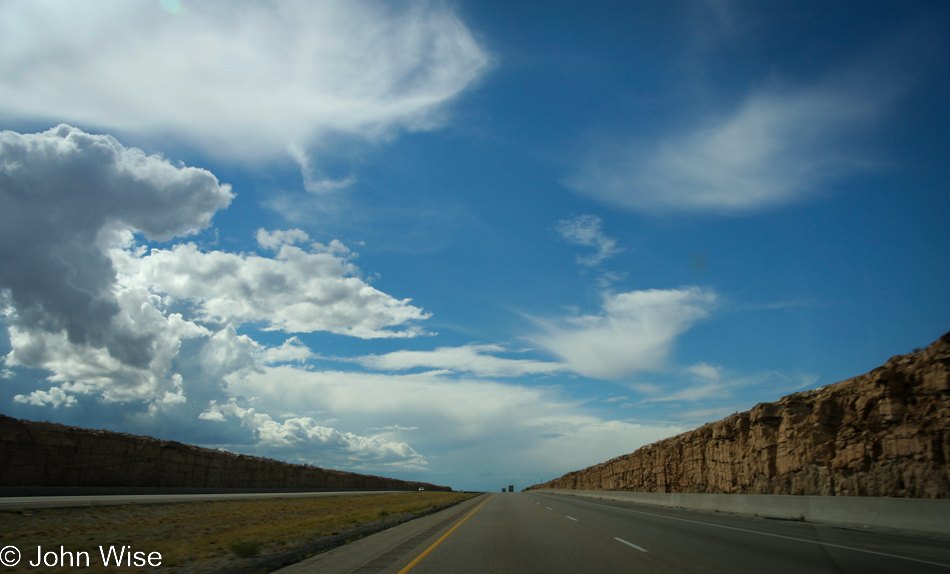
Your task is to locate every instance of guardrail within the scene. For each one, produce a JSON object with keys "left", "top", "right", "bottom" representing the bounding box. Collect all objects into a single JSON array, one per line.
[{"left": 532, "top": 489, "right": 950, "bottom": 536}]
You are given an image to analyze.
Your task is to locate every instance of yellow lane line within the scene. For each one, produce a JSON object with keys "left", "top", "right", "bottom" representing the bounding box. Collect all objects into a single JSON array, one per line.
[{"left": 397, "top": 493, "right": 495, "bottom": 573}]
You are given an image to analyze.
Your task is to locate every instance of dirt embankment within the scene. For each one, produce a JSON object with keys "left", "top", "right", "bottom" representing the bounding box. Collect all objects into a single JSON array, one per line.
[
  {"left": 0, "top": 416, "right": 450, "bottom": 492},
  {"left": 531, "top": 331, "right": 950, "bottom": 498}
]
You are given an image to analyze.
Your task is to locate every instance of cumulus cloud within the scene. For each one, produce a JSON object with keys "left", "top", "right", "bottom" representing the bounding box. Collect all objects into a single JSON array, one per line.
[
  {"left": 198, "top": 326, "right": 263, "bottom": 383},
  {"left": 263, "top": 337, "right": 314, "bottom": 365},
  {"left": 357, "top": 343, "right": 566, "bottom": 377},
  {"left": 255, "top": 228, "right": 311, "bottom": 251},
  {"left": 0, "top": 125, "right": 232, "bottom": 401},
  {"left": 0, "top": 126, "right": 231, "bottom": 355},
  {"left": 569, "top": 76, "right": 897, "bottom": 214},
  {"left": 4, "top": 284, "right": 207, "bottom": 403},
  {"left": 113, "top": 238, "right": 429, "bottom": 338},
  {"left": 1, "top": 126, "right": 423, "bottom": 408},
  {"left": 14, "top": 386, "right": 76, "bottom": 408},
  {"left": 531, "top": 288, "right": 717, "bottom": 379},
  {"left": 556, "top": 215, "right": 622, "bottom": 268},
  {"left": 0, "top": 1, "right": 490, "bottom": 160},
  {"left": 198, "top": 327, "right": 313, "bottom": 380},
  {"left": 199, "top": 399, "right": 427, "bottom": 470}
]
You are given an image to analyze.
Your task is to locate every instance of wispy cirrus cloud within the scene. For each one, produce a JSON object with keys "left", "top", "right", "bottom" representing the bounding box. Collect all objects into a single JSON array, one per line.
[
  {"left": 617, "top": 363, "right": 820, "bottom": 427},
  {"left": 556, "top": 215, "right": 626, "bottom": 287},
  {"left": 556, "top": 215, "right": 622, "bottom": 268},
  {"left": 357, "top": 343, "right": 566, "bottom": 378},
  {"left": 568, "top": 72, "right": 900, "bottom": 214},
  {"left": 530, "top": 288, "right": 717, "bottom": 380},
  {"left": 0, "top": 0, "right": 490, "bottom": 160}
]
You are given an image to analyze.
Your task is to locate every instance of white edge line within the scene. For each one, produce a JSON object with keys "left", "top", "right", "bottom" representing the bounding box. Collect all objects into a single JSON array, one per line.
[
  {"left": 615, "top": 537, "right": 648, "bottom": 552},
  {"left": 569, "top": 497, "right": 950, "bottom": 569}
]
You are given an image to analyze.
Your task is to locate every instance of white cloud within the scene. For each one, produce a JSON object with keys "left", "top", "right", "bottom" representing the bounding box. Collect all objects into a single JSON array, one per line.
[
  {"left": 14, "top": 386, "right": 77, "bottom": 408},
  {"left": 288, "top": 143, "right": 358, "bottom": 195},
  {"left": 263, "top": 337, "right": 314, "bottom": 365},
  {"left": 569, "top": 77, "right": 896, "bottom": 214},
  {"left": 510, "top": 418, "right": 681, "bottom": 481},
  {"left": 199, "top": 399, "right": 427, "bottom": 470},
  {"left": 255, "top": 228, "right": 311, "bottom": 251},
  {"left": 623, "top": 364, "right": 821, "bottom": 427},
  {"left": 222, "top": 365, "right": 685, "bottom": 484},
  {"left": 113, "top": 239, "right": 429, "bottom": 338},
  {"left": 227, "top": 366, "right": 558, "bottom": 442},
  {"left": 556, "top": 215, "right": 622, "bottom": 268},
  {"left": 198, "top": 326, "right": 263, "bottom": 382},
  {"left": 0, "top": 1, "right": 490, "bottom": 160},
  {"left": 531, "top": 288, "right": 717, "bottom": 379},
  {"left": 685, "top": 361, "right": 721, "bottom": 383},
  {"left": 357, "top": 343, "right": 565, "bottom": 377}
]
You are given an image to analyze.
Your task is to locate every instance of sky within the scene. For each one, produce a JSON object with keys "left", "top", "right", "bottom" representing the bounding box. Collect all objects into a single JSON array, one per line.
[{"left": 0, "top": 0, "right": 947, "bottom": 492}]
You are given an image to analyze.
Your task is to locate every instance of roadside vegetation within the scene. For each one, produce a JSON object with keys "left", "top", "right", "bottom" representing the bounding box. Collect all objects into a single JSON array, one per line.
[{"left": 1, "top": 491, "right": 477, "bottom": 573}]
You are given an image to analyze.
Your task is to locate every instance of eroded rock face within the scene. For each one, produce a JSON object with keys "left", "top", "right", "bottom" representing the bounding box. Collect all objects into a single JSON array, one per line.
[
  {"left": 531, "top": 331, "right": 950, "bottom": 498},
  {"left": 0, "top": 417, "right": 450, "bottom": 492}
]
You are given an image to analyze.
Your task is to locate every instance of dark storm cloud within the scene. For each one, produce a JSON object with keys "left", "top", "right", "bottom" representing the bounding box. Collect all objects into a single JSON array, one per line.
[{"left": 0, "top": 125, "right": 233, "bottom": 368}]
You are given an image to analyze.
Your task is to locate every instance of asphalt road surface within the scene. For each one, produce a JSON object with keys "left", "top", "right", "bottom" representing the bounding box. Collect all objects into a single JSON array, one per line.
[{"left": 282, "top": 491, "right": 950, "bottom": 573}]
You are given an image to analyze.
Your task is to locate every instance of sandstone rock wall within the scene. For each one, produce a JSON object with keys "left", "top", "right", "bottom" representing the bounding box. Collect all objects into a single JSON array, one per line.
[
  {"left": 531, "top": 331, "right": 950, "bottom": 498},
  {"left": 0, "top": 417, "right": 450, "bottom": 492}
]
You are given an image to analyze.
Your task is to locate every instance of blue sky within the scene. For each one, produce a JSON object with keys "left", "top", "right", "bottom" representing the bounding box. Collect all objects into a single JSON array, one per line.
[{"left": 0, "top": 0, "right": 947, "bottom": 492}]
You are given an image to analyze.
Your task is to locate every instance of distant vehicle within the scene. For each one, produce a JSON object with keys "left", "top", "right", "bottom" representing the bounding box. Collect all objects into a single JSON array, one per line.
[{"left": 418, "top": 487, "right": 425, "bottom": 491}]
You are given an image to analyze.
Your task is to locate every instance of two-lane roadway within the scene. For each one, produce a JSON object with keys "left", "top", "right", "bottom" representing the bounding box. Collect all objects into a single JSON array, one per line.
[{"left": 316, "top": 491, "right": 950, "bottom": 573}]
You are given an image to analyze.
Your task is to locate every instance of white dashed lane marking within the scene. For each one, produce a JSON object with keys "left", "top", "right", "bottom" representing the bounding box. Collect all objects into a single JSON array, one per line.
[{"left": 615, "top": 537, "right": 649, "bottom": 553}]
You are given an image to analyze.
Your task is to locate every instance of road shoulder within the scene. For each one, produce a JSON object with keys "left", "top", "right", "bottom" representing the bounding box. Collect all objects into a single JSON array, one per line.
[{"left": 273, "top": 493, "right": 489, "bottom": 574}]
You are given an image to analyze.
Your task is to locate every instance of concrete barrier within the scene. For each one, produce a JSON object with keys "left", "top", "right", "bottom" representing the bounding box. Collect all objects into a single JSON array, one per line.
[{"left": 533, "top": 489, "right": 950, "bottom": 536}]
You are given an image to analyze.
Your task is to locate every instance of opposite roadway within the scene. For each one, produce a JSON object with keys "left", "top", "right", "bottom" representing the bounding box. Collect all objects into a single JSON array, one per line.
[{"left": 281, "top": 491, "right": 950, "bottom": 573}]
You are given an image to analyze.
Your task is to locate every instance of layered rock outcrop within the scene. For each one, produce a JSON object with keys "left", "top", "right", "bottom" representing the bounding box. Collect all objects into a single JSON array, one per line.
[
  {"left": 0, "top": 416, "right": 450, "bottom": 492},
  {"left": 531, "top": 331, "right": 950, "bottom": 498}
]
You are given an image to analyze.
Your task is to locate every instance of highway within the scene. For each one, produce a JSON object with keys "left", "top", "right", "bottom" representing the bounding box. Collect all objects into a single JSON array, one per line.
[{"left": 280, "top": 491, "right": 950, "bottom": 573}]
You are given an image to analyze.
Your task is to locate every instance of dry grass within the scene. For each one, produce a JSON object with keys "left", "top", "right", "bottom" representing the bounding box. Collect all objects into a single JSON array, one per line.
[{"left": 0, "top": 492, "right": 476, "bottom": 573}]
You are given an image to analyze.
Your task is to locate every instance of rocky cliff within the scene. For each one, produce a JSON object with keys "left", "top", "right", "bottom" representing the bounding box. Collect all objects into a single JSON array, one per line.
[
  {"left": 0, "top": 416, "right": 450, "bottom": 492},
  {"left": 531, "top": 331, "right": 950, "bottom": 498}
]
